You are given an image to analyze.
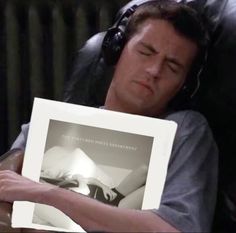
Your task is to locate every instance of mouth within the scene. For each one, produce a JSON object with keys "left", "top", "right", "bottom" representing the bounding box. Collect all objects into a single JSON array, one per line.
[{"left": 133, "top": 80, "right": 154, "bottom": 94}]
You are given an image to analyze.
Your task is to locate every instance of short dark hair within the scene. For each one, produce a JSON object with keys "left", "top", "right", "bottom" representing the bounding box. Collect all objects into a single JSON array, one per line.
[{"left": 125, "top": 0, "right": 209, "bottom": 52}]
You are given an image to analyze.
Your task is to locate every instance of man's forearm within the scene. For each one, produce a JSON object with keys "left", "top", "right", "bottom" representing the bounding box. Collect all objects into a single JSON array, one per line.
[
  {"left": 36, "top": 186, "right": 180, "bottom": 232},
  {"left": 0, "top": 171, "right": 179, "bottom": 232}
]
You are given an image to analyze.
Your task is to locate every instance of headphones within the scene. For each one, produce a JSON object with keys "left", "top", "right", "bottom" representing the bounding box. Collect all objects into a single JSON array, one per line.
[
  {"left": 102, "top": 0, "right": 208, "bottom": 102},
  {"left": 102, "top": 3, "right": 138, "bottom": 66}
]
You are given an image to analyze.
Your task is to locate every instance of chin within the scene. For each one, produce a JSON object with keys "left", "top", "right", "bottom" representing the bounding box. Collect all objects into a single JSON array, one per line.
[{"left": 117, "top": 92, "right": 158, "bottom": 115}]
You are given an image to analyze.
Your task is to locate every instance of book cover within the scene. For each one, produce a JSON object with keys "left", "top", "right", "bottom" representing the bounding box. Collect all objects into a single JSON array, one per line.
[{"left": 12, "top": 98, "right": 177, "bottom": 232}]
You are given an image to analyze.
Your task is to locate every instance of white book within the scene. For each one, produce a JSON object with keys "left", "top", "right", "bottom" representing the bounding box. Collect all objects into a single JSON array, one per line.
[{"left": 12, "top": 97, "right": 177, "bottom": 232}]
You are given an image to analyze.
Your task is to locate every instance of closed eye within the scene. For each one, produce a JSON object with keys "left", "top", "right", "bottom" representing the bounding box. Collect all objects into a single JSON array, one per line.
[
  {"left": 137, "top": 42, "right": 157, "bottom": 56},
  {"left": 138, "top": 50, "right": 152, "bottom": 56},
  {"left": 166, "top": 57, "right": 184, "bottom": 74},
  {"left": 167, "top": 62, "right": 179, "bottom": 73}
]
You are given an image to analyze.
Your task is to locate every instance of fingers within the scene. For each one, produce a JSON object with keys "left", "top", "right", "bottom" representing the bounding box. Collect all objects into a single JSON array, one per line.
[
  {"left": 0, "top": 170, "right": 18, "bottom": 180},
  {"left": 0, "top": 170, "right": 20, "bottom": 187},
  {"left": 0, "top": 170, "right": 55, "bottom": 203},
  {"left": 71, "top": 174, "right": 83, "bottom": 180},
  {"left": 0, "top": 170, "right": 26, "bottom": 184},
  {"left": 0, "top": 170, "right": 17, "bottom": 202},
  {"left": 103, "top": 189, "right": 117, "bottom": 201},
  {"left": 109, "top": 191, "right": 117, "bottom": 201},
  {"left": 104, "top": 193, "right": 109, "bottom": 200},
  {"left": 0, "top": 149, "right": 24, "bottom": 174},
  {"left": 105, "top": 190, "right": 116, "bottom": 201},
  {"left": 0, "top": 169, "right": 15, "bottom": 175},
  {"left": 61, "top": 171, "right": 71, "bottom": 179}
]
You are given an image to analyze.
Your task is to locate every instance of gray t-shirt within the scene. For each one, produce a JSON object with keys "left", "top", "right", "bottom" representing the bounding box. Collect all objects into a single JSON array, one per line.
[{"left": 10, "top": 110, "right": 218, "bottom": 232}]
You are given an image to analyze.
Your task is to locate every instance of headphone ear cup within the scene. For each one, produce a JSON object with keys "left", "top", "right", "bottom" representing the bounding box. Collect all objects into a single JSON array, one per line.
[{"left": 102, "top": 27, "right": 126, "bottom": 66}]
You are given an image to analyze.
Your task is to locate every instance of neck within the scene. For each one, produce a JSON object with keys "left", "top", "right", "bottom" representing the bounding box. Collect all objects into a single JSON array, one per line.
[
  {"left": 105, "top": 90, "right": 166, "bottom": 118},
  {"left": 104, "top": 92, "right": 132, "bottom": 114}
]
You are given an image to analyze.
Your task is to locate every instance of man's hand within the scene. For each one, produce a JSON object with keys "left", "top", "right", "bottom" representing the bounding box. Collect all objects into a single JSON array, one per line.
[
  {"left": 0, "top": 149, "right": 24, "bottom": 173},
  {"left": 0, "top": 170, "right": 56, "bottom": 233},
  {"left": 0, "top": 170, "right": 55, "bottom": 203},
  {"left": 0, "top": 170, "right": 35, "bottom": 202},
  {"left": 0, "top": 150, "right": 24, "bottom": 231}
]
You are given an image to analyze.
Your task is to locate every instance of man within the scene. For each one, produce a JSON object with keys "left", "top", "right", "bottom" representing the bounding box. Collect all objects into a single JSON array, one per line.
[{"left": 0, "top": 1, "right": 218, "bottom": 232}]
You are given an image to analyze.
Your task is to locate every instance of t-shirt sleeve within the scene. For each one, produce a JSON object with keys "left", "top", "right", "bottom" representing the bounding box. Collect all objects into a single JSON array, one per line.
[
  {"left": 152, "top": 111, "right": 218, "bottom": 232},
  {"left": 10, "top": 123, "right": 30, "bottom": 151}
]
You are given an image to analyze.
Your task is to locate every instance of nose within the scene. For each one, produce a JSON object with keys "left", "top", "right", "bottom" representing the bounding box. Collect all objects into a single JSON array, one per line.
[{"left": 146, "top": 58, "right": 164, "bottom": 80}]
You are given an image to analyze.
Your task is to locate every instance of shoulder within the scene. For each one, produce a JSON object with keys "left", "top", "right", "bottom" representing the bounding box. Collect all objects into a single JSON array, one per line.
[
  {"left": 11, "top": 122, "right": 30, "bottom": 150},
  {"left": 21, "top": 123, "right": 30, "bottom": 136},
  {"left": 164, "top": 110, "right": 210, "bottom": 138},
  {"left": 164, "top": 110, "right": 208, "bottom": 127},
  {"left": 157, "top": 111, "right": 218, "bottom": 232},
  {"left": 165, "top": 110, "right": 206, "bottom": 123},
  {"left": 164, "top": 110, "right": 218, "bottom": 168}
]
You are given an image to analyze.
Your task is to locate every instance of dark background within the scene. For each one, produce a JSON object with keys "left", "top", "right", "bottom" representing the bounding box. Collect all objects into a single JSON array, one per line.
[{"left": 0, "top": 0, "right": 129, "bottom": 154}]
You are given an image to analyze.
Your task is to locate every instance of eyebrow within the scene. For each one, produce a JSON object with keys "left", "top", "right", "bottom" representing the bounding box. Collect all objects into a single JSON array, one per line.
[{"left": 139, "top": 41, "right": 184, "bottom": 69}]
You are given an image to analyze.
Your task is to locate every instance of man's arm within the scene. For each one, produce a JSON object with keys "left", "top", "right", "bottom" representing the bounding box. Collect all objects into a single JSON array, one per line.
[
  {"left": 0, "top": 149, "right": 24, "bottom": 231},
  {"left": 157, "top": 111, "right": 218, "bottom": 232},
  {"left": 0, "top": 170, "right": 179, "bottom": 232},
  {"left": 0, "top": 111, "right": 218, "bottom": 232}
]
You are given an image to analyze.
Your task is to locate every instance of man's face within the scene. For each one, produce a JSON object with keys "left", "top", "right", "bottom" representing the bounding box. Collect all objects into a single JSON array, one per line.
[{"left": 106, "top": 19, "right": 198, "bottom": 117}]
